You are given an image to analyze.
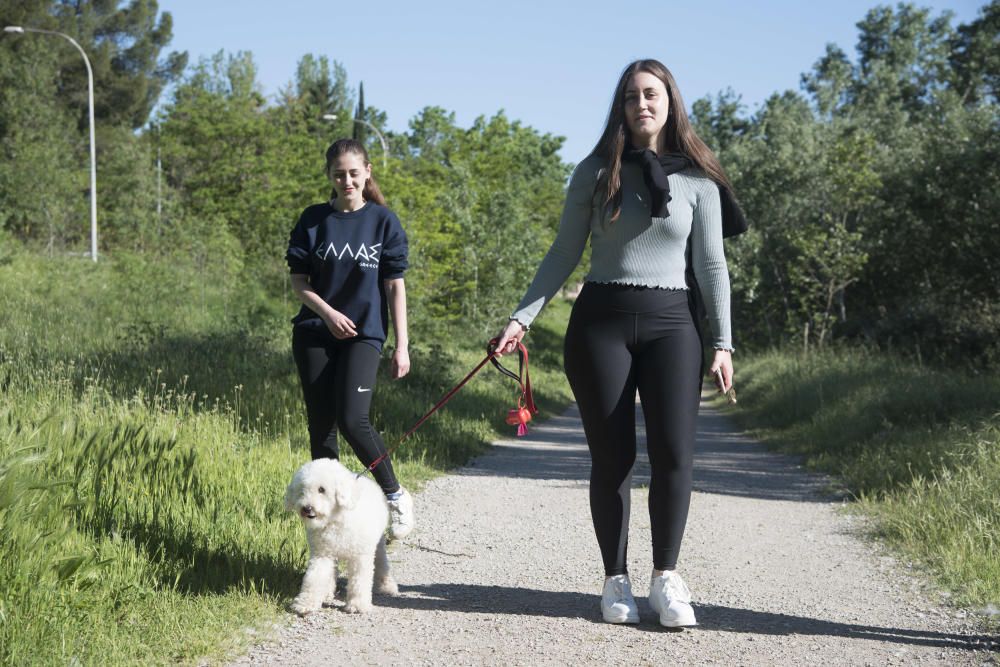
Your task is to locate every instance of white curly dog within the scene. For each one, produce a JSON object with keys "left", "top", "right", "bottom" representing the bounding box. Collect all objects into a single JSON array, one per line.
[{"left": 284, "top": 458, "right": 399, "bottom": 614}]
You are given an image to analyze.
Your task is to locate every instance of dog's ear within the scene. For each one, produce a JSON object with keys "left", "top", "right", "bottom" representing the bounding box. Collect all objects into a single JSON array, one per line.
[{"left": 334, "top": 482, "right": 357, "bottom": 510}]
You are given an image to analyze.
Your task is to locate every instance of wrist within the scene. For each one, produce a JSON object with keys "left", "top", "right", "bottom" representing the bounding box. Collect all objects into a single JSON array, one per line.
[{"left": 508, "top": 316, "right": 530, "bottom": 332}]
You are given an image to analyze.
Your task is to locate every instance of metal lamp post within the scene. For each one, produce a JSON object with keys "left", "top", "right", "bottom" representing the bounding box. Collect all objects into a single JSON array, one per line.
[
  {"left": 4, "top": 25, "right": 98, "bottom": 261},
  {"left": 322, "top": 113, "right": 389, "bottom": 170}
]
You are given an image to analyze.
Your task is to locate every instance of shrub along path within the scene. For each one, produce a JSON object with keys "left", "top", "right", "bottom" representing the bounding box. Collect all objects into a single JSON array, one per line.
[{"left": 232, "top": 400, "right": 996, "bottom": 665}]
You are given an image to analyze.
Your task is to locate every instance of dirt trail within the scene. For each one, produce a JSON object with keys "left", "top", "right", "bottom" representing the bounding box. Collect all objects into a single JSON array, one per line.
[{"left": 232, "top": 401, "right": 996, "bottom": 665}]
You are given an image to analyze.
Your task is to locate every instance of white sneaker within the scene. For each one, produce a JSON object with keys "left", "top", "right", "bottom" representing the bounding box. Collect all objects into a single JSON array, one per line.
[
  {"left": 649, "top": 570, "right": 697, "bottom": 627},
  {"left": 386, "top": 487, "right": 414, "bottom": 539},
  {"left": 601, "top": 574, "right": 639, "bottom": 624}
]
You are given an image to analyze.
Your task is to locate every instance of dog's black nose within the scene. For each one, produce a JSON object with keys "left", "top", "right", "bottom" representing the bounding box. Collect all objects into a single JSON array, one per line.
[{"left": 300, "top": 505, "right": 316, "bottom": 519}]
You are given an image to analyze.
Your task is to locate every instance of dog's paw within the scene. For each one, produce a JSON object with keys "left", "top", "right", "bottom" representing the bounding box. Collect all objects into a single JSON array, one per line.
[
  {"left": 289, "top": 598, "right": 319, "bottom": 616},
  {"left": 376, "top": 577, "right": 399, "bottom": 596},
  {"left": 343, "top": 598, "right": 374, "bottom": 614}
]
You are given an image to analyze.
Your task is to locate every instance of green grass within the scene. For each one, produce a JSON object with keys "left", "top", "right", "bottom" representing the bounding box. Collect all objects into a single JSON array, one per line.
[
  {"left": 726, "top": 347, "right": 1000, "bottom": 615},
  {"left": 0, "top": 250, "right": 573, "bottom": 665}
]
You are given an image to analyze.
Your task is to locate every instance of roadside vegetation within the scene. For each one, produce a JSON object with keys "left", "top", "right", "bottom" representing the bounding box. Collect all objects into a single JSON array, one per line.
[
  {"left": 0, "top": 249, "right": 574, "bottom": 664},
  {"left": 728, "top": 349, "right": 1000, "bottom": 617}
]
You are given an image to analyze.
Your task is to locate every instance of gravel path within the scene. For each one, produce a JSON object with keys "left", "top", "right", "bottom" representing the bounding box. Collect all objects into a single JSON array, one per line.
[{"left": 232, "top": 400, "right": 997, "bottom": 666}]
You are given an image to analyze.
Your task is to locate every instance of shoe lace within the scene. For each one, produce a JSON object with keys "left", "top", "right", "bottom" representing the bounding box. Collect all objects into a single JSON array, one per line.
[
  {"left": 664, "top": 573, "right": 691, "bottom": 602},
  {"left": 607, "top": 576, "right": 631, "bottom": 603}
]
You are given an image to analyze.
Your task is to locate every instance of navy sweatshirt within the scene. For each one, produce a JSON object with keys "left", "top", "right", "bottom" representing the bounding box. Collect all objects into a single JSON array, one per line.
[{"left": 286, "top": 201, "right": 409, "bottom": 350}]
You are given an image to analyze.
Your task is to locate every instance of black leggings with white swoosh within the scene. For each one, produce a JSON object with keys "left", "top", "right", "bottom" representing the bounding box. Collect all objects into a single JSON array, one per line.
[{"left": 292, "top": 326, "right": 400, "bottom": 494}]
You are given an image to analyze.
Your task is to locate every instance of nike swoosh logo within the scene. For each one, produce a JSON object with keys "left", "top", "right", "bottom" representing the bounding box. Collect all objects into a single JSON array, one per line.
[{"left": 357, "top": 387, "right": 372, "bottom": 392}]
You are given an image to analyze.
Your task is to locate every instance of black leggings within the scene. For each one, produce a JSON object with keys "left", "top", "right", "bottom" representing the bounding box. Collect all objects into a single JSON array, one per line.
[
  {"left": 291, "top": 325, "right": 400, "bottom": 495},
  {"left": 564, "top": 283, "right": 702, "bottom": 575}
]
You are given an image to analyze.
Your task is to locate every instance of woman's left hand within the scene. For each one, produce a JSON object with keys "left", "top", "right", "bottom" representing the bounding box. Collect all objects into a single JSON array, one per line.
[
  {"left": 709, "top": 350, "right": 734, "bottom": 393},
  {"left": 390, "top": 348, "right": 410, "bottom": 379}
]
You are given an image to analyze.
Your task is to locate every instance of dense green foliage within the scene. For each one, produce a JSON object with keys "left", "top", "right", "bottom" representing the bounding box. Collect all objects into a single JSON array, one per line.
[
  {"left": 729, "top": 348, "right": 1000, "bottom": 612},
  {"left": 0, "top": 1, "right": 185, "bottom": 249},
  {"left": 3, "top": 3, "right": 996, "bottom": 364},
  {"left": 691, "top": 2, "right": 1000, "bottom": 365}
]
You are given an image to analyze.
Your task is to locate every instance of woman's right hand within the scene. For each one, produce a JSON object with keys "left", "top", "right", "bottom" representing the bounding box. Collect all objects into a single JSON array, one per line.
[
  {"left": 493, "top": 319, "right": 527, "bottom": 357},
  {"left": 324, "top": 309, "right": 358, "bottom": 339}
]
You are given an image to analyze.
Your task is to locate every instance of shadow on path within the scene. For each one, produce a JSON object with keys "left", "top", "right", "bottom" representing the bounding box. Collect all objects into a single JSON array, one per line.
[
  {"left": 457, "top": 400, "right": 831, "bottom": 502},
  {"left": 384, "top": 583, "right": 995, "bottom": 651}
]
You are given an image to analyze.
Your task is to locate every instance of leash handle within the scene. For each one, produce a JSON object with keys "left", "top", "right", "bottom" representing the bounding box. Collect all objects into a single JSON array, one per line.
[{"left": 489, "top": 338, "right": 538, "bottom": 431}]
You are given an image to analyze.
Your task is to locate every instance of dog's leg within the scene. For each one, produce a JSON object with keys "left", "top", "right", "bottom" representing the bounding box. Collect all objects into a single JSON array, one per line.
[
  {"left": 374, "top": 535, "right": 398, "bottom": 596},
  {"left": 324, "top": 560, "right": 340, "bottom": 606},
  {"left": 342, "top": 548, "right": 376, "bottom": 613},
  {"left": 290, "top": 556, "right": 335, "bottom": 616}
]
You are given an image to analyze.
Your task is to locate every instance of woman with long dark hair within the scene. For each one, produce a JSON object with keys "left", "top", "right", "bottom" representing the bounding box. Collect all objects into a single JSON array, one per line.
[
  {"left": 494, "top": 60, "right": 736, "bottom": 627},
  {"left": 286, "top": 138, "right": 414, "bottom": 539}
]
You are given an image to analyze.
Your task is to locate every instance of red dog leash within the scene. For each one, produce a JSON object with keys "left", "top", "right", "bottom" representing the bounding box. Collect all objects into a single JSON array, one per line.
[{"left": 365, "top": 339, "right": 537, "bottom": 473}]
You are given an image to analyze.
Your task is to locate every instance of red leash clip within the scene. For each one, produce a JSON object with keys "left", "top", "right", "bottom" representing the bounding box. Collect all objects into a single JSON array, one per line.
[{"left": 488, "top": 338, "right": 538, "bottom": 436}]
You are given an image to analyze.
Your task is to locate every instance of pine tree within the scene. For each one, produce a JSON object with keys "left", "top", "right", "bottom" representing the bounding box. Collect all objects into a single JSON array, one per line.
[{"left": 353, "top": 81, "right": 367, "bottom": 145}]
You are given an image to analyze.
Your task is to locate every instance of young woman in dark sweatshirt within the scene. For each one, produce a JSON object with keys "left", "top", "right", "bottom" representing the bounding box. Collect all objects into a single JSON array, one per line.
[{"left": 286, "top": 138, "right": 414, "bottom": 539}]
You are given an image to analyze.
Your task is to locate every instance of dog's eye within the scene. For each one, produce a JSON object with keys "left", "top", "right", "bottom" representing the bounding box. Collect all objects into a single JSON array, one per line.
[{"left": 318, "top": 486, "right": 325, "bottom": 494}]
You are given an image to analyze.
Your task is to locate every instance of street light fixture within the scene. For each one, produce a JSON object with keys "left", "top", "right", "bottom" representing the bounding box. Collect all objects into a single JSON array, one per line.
[
  {"left": 322, "top": 113, "right": 389, "bottom": 170},
  {"left": 4, "top": 25, "right": 99, "bottom": 261}
]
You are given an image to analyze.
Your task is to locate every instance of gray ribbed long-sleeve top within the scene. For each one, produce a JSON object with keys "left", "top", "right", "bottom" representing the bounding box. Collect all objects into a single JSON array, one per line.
[{"left": 511, "top": 154, "right": 733, "bottom": 350}]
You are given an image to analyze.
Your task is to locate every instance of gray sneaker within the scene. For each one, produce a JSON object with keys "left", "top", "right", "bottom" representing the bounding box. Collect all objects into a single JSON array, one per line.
[{"left": 386, "top": 487, "right": 414, "bottom": 539}]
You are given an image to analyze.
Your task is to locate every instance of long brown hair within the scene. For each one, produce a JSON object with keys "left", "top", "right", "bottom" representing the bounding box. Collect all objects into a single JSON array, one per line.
[
  {"left": 324, "top": 138, "right": 386, "bottom": 206},
  {"left": 592, "top": 59, "right": 731, "bottom": 221}
]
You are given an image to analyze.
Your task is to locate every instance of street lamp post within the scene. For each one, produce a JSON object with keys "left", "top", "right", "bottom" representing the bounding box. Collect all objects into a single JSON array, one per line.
[
  {"left": 322, "top": 113, "right": 388, "bottom": 170},
  {"left": 4, "top": 25, "right": 98, "bottom": 262}
]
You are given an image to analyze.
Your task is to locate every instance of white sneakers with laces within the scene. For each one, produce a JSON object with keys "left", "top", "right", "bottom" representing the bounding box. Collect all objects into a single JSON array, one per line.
[
  {"left": 386, "top": 487, "right": 414, "bottom": 539},
  {"left": 601, "top": 574, "right": 640, "bottom": 624},
  {"left": 648, "top": 570, "right": 697, "bottom": 627}
]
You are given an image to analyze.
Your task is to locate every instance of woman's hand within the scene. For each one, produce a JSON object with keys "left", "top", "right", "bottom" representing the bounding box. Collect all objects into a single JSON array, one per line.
[
  {"left": 323, "top": 309, "right": 358, "bottom": 339},
  {"left": 709, "top": 349, "right": 734, "bottom": 393},
  {"left": 492, "top": 319, "right": 527, "bottom": 357},
  {"left": 390, "top": 347, "right": 410, "bottom": 379}
]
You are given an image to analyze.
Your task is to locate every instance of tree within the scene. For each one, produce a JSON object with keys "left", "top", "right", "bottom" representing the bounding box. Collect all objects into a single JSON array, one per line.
[
  {"left": 0, "top": 0, "right": 186, "bottom": 130},
  {"left": 353, "top": 81, "right": 367, "bottom": 144},
  {"left": 276, "top": 53, "right": 354, "bottom": 142},
  {"left": 949, "top": 0, "right": 1000, "bottom": 104},
  {"left": 407, "top": 106, "right": 460, "bottom": 162},
  {"left": 0, "top": 1, "right": 186, "bottom": 251},
  {"left": 0, "top": 39, "right": 84, "bottom": 250},
  {"left": 852, "top": 3, "right": 954, "bottom": 113},
  {"left": 158, "top": 51, "right": 316, "bottom": 270},
  {"left": 381, "top": 110, "right": 568, "bottom": 333},
  {"left": 801, "top": 44, "right": 855, "bottom": 118}
]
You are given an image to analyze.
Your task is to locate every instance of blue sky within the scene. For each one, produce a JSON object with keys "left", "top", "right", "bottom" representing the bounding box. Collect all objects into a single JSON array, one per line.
[{"left": 158, "top": 0, "right": 983, "bottom": 162}]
